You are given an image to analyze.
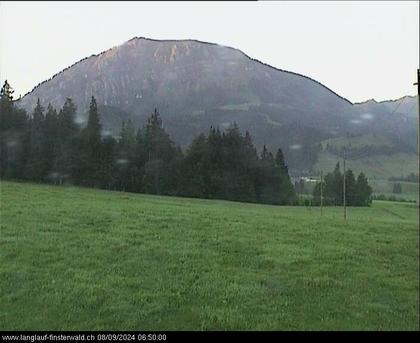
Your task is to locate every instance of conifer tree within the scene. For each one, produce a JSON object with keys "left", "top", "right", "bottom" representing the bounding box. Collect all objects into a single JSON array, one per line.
[
  {"left": 43, "top": 104, "right": 59, "bottom": 182},
  {"left": 116, "top": 119, "right": 139, "bottom": 191},
  {"left": 0, "top": 80, "right": 14, "bottom": 131},
  {"left": 356, "top": 172, "right": 372, "bottom": 206},
  {"left": 0, "top": 80, "right": 28, "bottom": 179},
  {"left": 26, "top": 99, "right": 45, "bottom": 181},
  {"left": 142, "top": 109, "right": 177, "bottom": 194},
  {"left": 313, "top": 168, "right": 372, "bottom": 206},
  {"left": 392, "top": 182, "right": 402, "bottom": 194},
  {"left": 80, "top": 96, "right": 103, "bottom": 187},
  {"left": 56, "top": 98, "right": 79, "bottom": 184},
  {"left": 344, "top": 169, "right": 356, "bottom": 205}
]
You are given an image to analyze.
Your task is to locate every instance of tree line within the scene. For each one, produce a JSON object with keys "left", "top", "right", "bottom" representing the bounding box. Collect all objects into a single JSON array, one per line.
[
  {"left": 325, "top": 142, "right": 400, "bottom": 159},
  {"left": 312, "top": 163, "right": 372, "bottom": 206},
  {"left": 0, "top": 81, "right": 296, "bottom": 205},
  {"left": 389, "top": 173, "right": 419, "bottom": 183}
]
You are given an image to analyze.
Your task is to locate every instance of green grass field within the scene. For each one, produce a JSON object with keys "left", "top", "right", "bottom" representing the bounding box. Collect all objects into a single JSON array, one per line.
[
  {"left": 314, "top": 132, "right": 418, "bottom": 184},
  {"left": 0, "top": 181, "right": 418, "bottom": 330},
  {"left": 369, "top": 180, "right": 419, "bottom": 202},
  {"left": 314, "top": 151, "right": 419, "bottom": 181},
  {"left": 313, "top": 149, "right": 419, "bottom": 203},
  {"left": 320, "top": 134, "right": 396, "bottom": 150}
]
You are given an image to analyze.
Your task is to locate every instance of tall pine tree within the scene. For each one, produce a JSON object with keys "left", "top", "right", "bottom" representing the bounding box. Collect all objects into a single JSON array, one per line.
[
  {"left": 26, "top": 99, "right": 45, "bottom": 181},
  {"left": 56, "top": 98, "right": 79, "bottom": 184},
  {"left": 80, "top": 96, "right": 103, "bottom": 187},
  {"left": 0, "top": 80, "right": 28, "bottom": 179}
]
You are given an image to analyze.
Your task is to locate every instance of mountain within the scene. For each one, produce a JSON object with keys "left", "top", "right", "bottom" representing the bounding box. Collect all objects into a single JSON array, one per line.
[
  {"left": 17, "top": 37, "right": 418, "bottom": 175},
  {"left": 371, "top": 96, "right": 417, "bottom": 117}
]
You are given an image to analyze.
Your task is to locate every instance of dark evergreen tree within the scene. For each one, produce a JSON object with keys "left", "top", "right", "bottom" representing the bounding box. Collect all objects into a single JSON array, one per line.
[
  {"left": 275, "top": 148, "right": 287, "bottom": 174},
  {"left": 43, "top": 104, "right": 59, "bottom": 183},
  {"left": 144, "top": 108, "right": 176, "bottom": 162},
  {"left": 56, "top": 98, "right": 79, "bottom": 184},
  {"left": 58, "top": 98, "right": 78, "bottom": 137},
  {"left": 0, "top": 80, "right": 15, "bottom": 132},
  {"left": 80, "top": 96, "right": 103, "bottom": 187},
  {"left": 313, "top": 168, "right": 372, "bottom": 206},
  {"left": 392, "top": 182, "right": 402, "bottom": 194},
  {"left": 1, "top": 95, "right": 298, "bottom": 206},
  {"left": 97, "top": 135, "right": 117, "bottom": 189},
  {"left": 328, "top": 162, "right": 343, "bottom": 205},
  {"left": 344, "top": 169, "right": 357, "bottom": 205},
  {"left": 355, "top": 172, "right": 372, "bottom": 206},
  {"left": 26, "top": 99, "right": 45, "bottom": 181},
  {"left": 255, "top": 145, "right": 277, "bottom": 204},
  {"left": 142, "top": 109, "right": 178, "bottom": 194},
  {"left": 180, "top": 133, "right": 211, "bottom": 197},
  {"left": 0, "top": 80, "right": 28, "bottom": 179},
  {"left": 115, "top": 119, "right": 140, "bottom": 192}
]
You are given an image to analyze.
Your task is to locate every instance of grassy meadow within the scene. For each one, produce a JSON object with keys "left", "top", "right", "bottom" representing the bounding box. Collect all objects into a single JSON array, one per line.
[
  {"left": 314, "top": 133, "right": 418, "bottom": 196},
  {"left": 314, "top": 150, "right": 419, "bottom": 182},
  {"left": 0, "top": 181, "right": 418, "bottom": 330}
]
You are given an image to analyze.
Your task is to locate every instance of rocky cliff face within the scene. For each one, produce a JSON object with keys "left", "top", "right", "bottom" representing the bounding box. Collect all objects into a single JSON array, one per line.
[{"left": 19, "top": 37, "right": 352, "bottom": 124}]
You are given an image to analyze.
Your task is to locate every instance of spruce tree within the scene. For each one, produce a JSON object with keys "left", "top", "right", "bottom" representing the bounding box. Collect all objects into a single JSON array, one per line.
[
  {"left": 0, "top": 80, "right": 14, "bottom": 131},
  {"left": 332, "top": 162, "right": 343, "bottom": 205},
  {"left": 59, "top": 98, "right": 78, "bottom": 136},
  {"left": 344, "top": 169, "right": 356, "bottom": 205},
  {"left": 142, "top": 109, "right": 177, "bottom": 194},
  {"left": 356, "top": 172, "right": 372, "bottom": 206},
  {"left": 392, "top": 182, "right": 402, "bottom": 194},
  {"left": 181, "top": 133, "right": 211, "bottom": 197},
  {"left": 98, "top": 135, "right": 117, "bottom": 189},
  {"left": 0, "top": 80, "right": 28, "bottom": 179},
  {"left": 80, "top": 96, "right": 102, "bottom": 187},
  {"left": 275, "top": 148, "right": 287, "bottom": 174},
  {"left": 27, "top": 99, "right": 45, "bottom": 181},
  {"left": 276, "top": 154, "right": 296, "bottom": 204},
  {"left": 43, "top": 104, "right": 59, "bottom": 182},
  {"left": 56, "top": 98, "right": 79, "bottom": 184},
  {"left": 116, "top": 119, "right": 139, "bottom": 192}
]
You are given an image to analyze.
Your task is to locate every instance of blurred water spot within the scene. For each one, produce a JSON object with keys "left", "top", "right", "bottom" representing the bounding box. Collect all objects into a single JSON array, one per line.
[
  {"left": 360, "top": 113, "right": 374, "bottom": 120},
  {"left": 48, "top": 171, "right": 60, "bottom": 180},
  {"left": 290, "top": 144, "right": 302, "bottom": 150},
  {"left": 101, "top": 130, "right": 112, "bottom": 138},
  {"left": 116, "top": 158, "right": 128, "bottom": 165},
  {"left": 74, "top": 116, "right": 86, "bottom": 125},
  {"left": 6, "top": 140, "right": 18, "bottom": 148}
]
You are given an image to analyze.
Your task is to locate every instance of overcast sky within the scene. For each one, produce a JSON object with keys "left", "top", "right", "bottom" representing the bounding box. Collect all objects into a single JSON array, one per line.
[{"left": 0, "top": 1, "right": 418, "bottom": 103}]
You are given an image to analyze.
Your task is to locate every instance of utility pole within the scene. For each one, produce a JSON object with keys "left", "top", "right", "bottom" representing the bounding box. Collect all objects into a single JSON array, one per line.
[
  {"left": 343, "top": 147, "right": 347, "bottom": 221},
  {"left": 415, "top": 69, "right": 419, "bottom": 162},
  {"left": 320, "top": 171, "right": 323, "bottom": 216},
  {"left": 415, "top": 68, "right": 419, "bottom": 329}
]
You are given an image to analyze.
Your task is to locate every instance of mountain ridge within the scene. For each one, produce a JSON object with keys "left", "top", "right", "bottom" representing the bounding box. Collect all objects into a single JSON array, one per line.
[
  {"left": 20, "top": 36, "right": 354, "bottom": 106},
  {"left": 16, "top": 36, "right": 417, "bottom": 175}
]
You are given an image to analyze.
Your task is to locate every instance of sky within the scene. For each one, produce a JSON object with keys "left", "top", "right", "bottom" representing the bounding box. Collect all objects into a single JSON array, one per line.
[{"left": 0, "top": 1, "right": 418, "bottom": 103}]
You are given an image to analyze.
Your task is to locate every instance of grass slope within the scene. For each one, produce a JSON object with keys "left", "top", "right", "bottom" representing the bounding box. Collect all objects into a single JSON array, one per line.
[
  {"left": 320, "top": 134, "right": 395, "bottom": 150},
  {"left": 0, "top": 181, "right": 418, "bottom": 330},
  {"left": 314, "top": 151, "right": 418, "bottom": 182},
  {"left": 314, "top": 134, "right": 418, "bottom": 195}
]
